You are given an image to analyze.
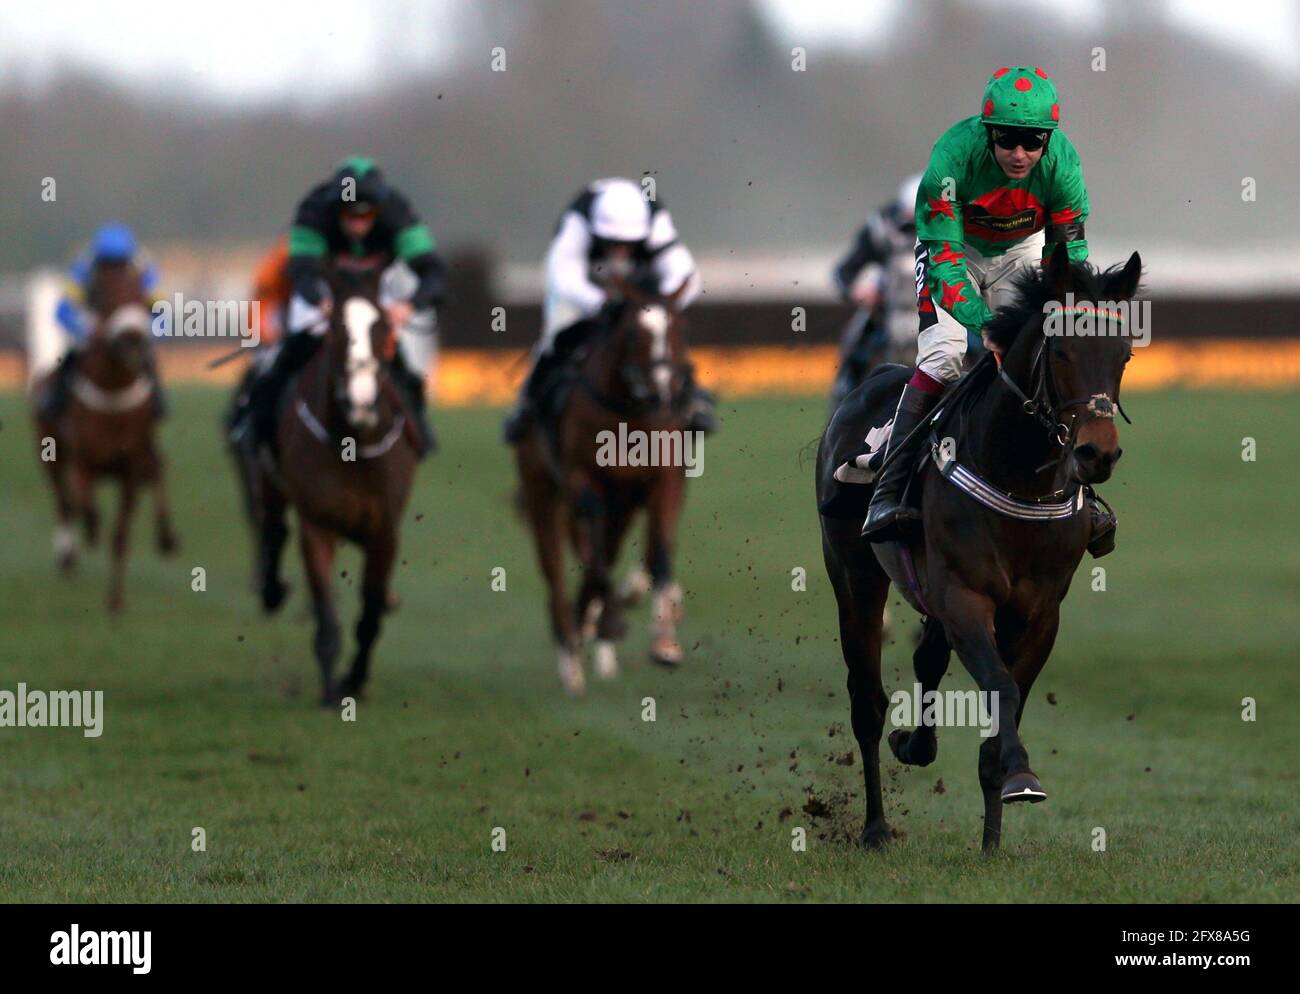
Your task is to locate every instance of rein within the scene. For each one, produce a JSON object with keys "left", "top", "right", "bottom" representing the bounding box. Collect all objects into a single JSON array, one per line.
[{"left": 994, "top": 311, "right": 1132, "bottom": 475}]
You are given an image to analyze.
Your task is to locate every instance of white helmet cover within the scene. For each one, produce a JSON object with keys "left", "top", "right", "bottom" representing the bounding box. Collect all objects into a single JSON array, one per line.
[
  {"left": 590, "top": 179, "right": 652, "bottom": 242},
  {"left": 896, "top": 173, "right": 924, "bottom": 225}
]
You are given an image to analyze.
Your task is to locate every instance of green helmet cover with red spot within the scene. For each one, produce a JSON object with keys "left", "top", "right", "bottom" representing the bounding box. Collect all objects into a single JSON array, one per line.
[{"left": 980, "top": 66, "right": 1060, "bottom": 130}]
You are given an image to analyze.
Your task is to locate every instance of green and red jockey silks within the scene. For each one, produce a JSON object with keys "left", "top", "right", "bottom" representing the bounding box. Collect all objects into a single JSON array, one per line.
[{"left": 915, "top": 66, "right": 1089, "bottom": 337}]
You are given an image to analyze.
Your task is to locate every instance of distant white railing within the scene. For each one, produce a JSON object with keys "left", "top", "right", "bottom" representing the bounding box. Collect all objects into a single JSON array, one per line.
[{"left": 496, "top": 242, "right": 1300, "bottom": 303}]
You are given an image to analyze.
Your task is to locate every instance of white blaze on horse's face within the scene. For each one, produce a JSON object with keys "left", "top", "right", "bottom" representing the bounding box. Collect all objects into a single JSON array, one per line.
[
  {"left": 343, "top": 297, "right": 381, "bottom": 426},
  {"left": 105, "top": 303, "right": 152, "bottom": 339},
  {"left": 638, "top": 304, "right": 672, "bottom": 405}
]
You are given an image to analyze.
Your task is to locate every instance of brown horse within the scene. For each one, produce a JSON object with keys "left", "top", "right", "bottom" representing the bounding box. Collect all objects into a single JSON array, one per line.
[
  {"left": 233, "top": 264, "right": 420, "bottom": 705},
  {"left": 816, "top": 244, "right": 1141, "bottom": 850},
  {"left": 33, "top": 262, "right": 177, "bottom": 611},
  {"left": 516, "top": 285, "right": 698, "bottom": 695}
]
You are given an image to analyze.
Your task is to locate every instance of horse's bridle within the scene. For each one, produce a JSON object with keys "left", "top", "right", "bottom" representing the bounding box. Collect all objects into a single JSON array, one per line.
[
  {"left": 580, "top": 312, "right": 695, "bottom": 419},
  {"left": 996, "top": 317, "right": 1132, "bottom": 456}
]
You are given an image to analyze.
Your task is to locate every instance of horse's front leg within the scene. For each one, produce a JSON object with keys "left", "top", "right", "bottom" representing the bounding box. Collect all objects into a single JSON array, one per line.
[
  {"left": 340, "top": 531, "right": 396, "bottom": 700},
  {"left": 519, "top": 443, "right": 582, "bottom": 694},
  {"left": 976, "top": 610, "right": 1062, "bottom": 851},
  {"left": 938, "top": 586, "right": 1044, "bottom": 827},
  {"left": 45, "top": 452, "right": 78, "bottom": 574},
  {"left": 645, "top": 469, "right": 686, "bottom": 667},
  {"left": 74, "top": 464, "right": 99, "bottom": 549},
  {"left": 569, "top": 478, "right": 613, "bottom": 661},
  {"left": 256, "top": 478, "right": 291, "bottom": 614},
  {"left": 147, "top": 448, "right": 178, "bottom": 555},
  {"left": 590, "top": 497, "right": 634, "bottom": 680},
  {"left": 299, "top": 520, "right": 341, "bottom": 706},
  {"left": 888, "top": 617, "right": 951, "bottom": 767},
  {"left": 107, "top": 476, "right": 138, "bottom": 613}
]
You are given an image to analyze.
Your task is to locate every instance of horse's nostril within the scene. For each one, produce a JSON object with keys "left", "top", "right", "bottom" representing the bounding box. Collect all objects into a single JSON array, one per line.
[
  {"left": 1113, "top": 447, "right": 1123, "bottom": 464},
  {"left": 1076, "top": 443, "right": 1099, "bottom": 464}
]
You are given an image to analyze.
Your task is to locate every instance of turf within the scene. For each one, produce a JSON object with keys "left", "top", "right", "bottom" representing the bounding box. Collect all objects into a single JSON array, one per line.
[{"left": 0, "top": 388, "right": 1295, "bottom": 902}]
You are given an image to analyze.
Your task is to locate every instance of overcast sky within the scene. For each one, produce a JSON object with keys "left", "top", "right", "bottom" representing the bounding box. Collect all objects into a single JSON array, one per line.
[{"left": 0, "top": 0, "right": 1295, "bottom": 104}]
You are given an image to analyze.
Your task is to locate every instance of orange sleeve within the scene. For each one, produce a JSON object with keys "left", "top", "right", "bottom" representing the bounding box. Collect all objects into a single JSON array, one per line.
[
  {"left": 251, "top": 236, "right": 292, "bottom": 342},
  {"left": 253, "top": 236, "right": 291, "bottom": 303}
]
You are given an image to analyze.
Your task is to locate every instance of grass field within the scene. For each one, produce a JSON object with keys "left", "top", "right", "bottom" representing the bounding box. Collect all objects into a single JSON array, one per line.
[{"left": 0, "top": 387, "right": 1296, "bottom": 903}]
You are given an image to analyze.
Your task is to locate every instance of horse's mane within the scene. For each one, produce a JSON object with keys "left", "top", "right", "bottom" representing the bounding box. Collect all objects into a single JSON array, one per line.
[{"left": 982, "top": 257, "right": 1144, "bottom": 352}]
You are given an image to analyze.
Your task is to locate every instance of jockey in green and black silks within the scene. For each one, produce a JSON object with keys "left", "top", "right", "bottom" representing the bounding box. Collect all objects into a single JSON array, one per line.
[{"left": 237, "top": 157, "right": 446, "bottom": 457}]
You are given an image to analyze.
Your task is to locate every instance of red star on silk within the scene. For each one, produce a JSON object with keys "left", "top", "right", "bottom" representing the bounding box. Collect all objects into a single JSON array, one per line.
[
  {"left": 933, "top": 241, "right": 964, "bottom": 265},
  {"left": 939, "top": 280, "right": 968, "bottom": 310},
  {"left": 917, "top": 284, "right": 935, "bottom": 313},
  {"left": 1050, "top": 206, "right": 1081, "bottom": 224},
  {"left": 926, "top": 196, "right": 955, "bottom": 221}
]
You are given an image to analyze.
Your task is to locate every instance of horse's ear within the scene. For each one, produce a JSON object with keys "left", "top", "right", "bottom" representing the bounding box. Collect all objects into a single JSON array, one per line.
[
  {"left": 1047, "top": 241, "right": 1072, "bottom": 298},
  {"left": 1114, "top": 251, "right": 1143, "bottom": 300}
]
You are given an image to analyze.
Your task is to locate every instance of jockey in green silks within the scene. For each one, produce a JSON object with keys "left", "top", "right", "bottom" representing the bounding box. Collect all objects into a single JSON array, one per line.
[{"left": 861, "top": 66, "right": 1115, "bottom": 558}]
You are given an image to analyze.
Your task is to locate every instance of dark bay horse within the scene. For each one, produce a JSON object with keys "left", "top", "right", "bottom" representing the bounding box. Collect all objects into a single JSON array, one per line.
[
  {"left": 515, "top": 284, "right": 697, "bottom": 695},
  {"left": 33, "top": 262, "right": 177, "bottom": 611},
  {"left": 233, "top": 265, "right": 420, "bottom": 705},
  {"left": 816, "top": 243, "right": 1141, "bottom": 850}
]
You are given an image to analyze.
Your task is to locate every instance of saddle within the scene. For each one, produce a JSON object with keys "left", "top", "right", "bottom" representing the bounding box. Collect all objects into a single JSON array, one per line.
[{"left": 821, "top": 357, "right": 994, "bottom": 521}]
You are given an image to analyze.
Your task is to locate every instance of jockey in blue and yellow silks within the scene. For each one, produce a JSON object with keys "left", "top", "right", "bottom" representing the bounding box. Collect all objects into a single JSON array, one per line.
[{"left": 41, "top": 223, "right": 168, "bottom": 419}]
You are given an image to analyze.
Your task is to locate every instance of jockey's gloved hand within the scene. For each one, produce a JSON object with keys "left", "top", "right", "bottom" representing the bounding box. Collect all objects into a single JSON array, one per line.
[{"left": 385, "top": 300, "right": 413, "bottom": 333}]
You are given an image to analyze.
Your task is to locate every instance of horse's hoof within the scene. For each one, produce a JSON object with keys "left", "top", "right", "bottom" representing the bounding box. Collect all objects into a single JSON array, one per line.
[
  {"left": 158, "top": 532, "right": 178, "bottom": 556},
  {"left": 56, "top": 552, "right": 77, "bottom": 576},
  {"left": 580, "top": 599, "right": 604, "bottom": 643},
  {"left": 649, "top": 637, "right": 683, "bottom": 668},
  {"left": 321, "top": 686, "right": 346, "bottom": 709},
  {"left": 617, "top": 565, "right": 652, "bottom": 606},
  {"left": 1001, "top": 769, "right": 1047, "bottom": 804},
  {"left": 558, "top": 650, "right": 586, "bottom": 696},
  {"left": 860, "top": 820, "right": 894, "bottom": 850},
  {"left": 593, "top": 640, "right": 619, "bottom": 679},
  {"left": 261, "top": 580, "right": 290, "bottom": 614},
  {"left": 888, "top": 728, "right": 938, "bottom": 767}
]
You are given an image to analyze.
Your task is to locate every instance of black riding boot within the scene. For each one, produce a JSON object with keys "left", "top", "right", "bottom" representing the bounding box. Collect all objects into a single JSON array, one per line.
[
  {"left": 391, "top": 359, "right": 436, "bottom": 457},
  {"left": 503, "top": 351, "right": 560, "bottom": 445},
  {"left": 39, "top": 350, "right": 79, "bottom": 420},
  {"left": 686, "top": 385, "right": 718, "bottom": 434},
  {"left": 861, "top": 383, "right": 941, "bottom": 542},
  {"left": 1086, "top": 488, "right": 1116, "bottom": 558},
  {"left": 143, "top": 349, "right": 169, "bottom": 419},
  {"left": 248, "top": 332, "right": 322, "bottom": 452}
]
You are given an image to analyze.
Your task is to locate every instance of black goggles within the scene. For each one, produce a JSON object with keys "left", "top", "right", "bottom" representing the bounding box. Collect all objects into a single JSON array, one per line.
[{"left": 989, "top": 127, "right": 1049, "bottom": 152}]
